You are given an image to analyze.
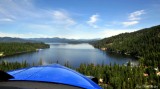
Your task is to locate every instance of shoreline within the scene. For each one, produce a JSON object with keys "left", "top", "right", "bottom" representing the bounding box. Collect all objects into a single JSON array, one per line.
[{"left": 0, "top": 48, "right": 49, "bottom": 58}]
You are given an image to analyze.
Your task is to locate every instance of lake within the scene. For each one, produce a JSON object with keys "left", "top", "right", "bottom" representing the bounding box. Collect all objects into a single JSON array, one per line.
[{"left": 0, "top": 43, "right": 138, "bottom": 68}]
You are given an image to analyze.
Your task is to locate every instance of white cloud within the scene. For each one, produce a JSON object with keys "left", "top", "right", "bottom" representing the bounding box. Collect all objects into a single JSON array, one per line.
[
  {"left": 122, "top": 10, "right": 145, "bottom": 27},
  {"left": 87, "top": 14, "right": 99, "bottom": 28},
  {"left": 128, "top": 10, "right": 145, "bottom": 21},
  {"left": 52, "top": 10, "right": 76, "bottom": 26},
  {"left": 88, "top": 14, "right": 99, "bottom": 23},
  {"left": 64, "top": 28, "right": 137, "bottom": 39},
  {"left": 0, "top": 1, "right": 143, "bottom": 39},
  {"left": 0, "top": 0, "right": 76, "bottom": 26},
  {"left": 0, "top": 0, "right": 37, "bottom": 20},
  {"left": 53, "top": 11, "right": 68, "bottom": 20},
  {"left": 100, "top": 29, "right": 137, "bottom": 38},
  {"left": 122, "top": 21, "right": 139, "bottom": 27},
  {"left": 0, "top": 26, "right": 139, "bottom": 39},
  {"left": 0, "top": 18, "right": 13, "bottom": 22},
  {"left": 27, "top": 24, "right": 53, "bottom": 30},
  {"left": 0, "top": 32, "right": 52, "bottom": 38},
  {"left": 0, "top": 0, "right": 77, "bottom": 36}
]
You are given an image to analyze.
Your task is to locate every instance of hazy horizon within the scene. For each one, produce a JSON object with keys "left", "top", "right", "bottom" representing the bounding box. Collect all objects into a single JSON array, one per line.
[{"left": 0, "top": 36, "right": 101, "bottom": 40}]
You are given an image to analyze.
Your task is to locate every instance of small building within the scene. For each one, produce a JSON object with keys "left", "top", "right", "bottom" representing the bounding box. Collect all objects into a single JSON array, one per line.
[
  {"left": 157, "top": 72, "right": 160, "bottom": 76},
  {"left": 101, "top": 48, "right": 107, "bottom": 51},
  {"left": 143, "top": 73, "right": 148, "bottom": 77},
  {"left": 154, "top": 67, "right": 159, "bottom": 72},
  {"left": 0, "top": 52, "right": 4, "bottom": 56},
  {"left": 99, "top": 78, "right": 103, "bottom": 83}
]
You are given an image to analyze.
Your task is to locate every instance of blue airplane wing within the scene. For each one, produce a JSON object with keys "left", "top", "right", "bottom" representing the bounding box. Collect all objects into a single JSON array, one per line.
[{"left": 7, "top": 64, "right": 102, "bottom": 89}]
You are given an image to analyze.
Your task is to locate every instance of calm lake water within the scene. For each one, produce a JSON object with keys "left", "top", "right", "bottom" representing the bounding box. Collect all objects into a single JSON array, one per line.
[{"left": 0, "top": 43, "right": 138, "bottom": 68}]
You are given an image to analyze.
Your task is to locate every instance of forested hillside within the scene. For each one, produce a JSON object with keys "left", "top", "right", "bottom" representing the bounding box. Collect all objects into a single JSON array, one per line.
[
  {"left": 0, "top": 42, "right": 49, "bottom": 57},
  {"left": 92, "top": 25, "right": 160, "bottom": 66}
]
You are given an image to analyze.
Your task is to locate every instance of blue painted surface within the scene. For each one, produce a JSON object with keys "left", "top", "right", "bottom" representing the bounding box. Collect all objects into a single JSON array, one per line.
[{"left": 8, "top": 64, "right": 102, "bottom": 89}]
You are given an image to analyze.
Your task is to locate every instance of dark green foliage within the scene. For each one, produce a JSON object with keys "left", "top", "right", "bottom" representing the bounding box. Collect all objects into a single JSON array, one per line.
[
  {"left": 0, "top": 61, "right": 159, "bottom": 89},
  {"left": 92, "top": 25, "right": 160, "bottom": 66},
  {"left": 76, "top": 63, "right": 160, "bottom": 89},
  {"left": 0, "top": 61, "right": 29, "bottom": 71},
  {"left": 0, "top": 42, "right": 49, "bottom": 56}
]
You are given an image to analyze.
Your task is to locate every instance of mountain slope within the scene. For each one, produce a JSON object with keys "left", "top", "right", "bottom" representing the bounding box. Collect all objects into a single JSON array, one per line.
[
  {"left": 92, "top": 25, "right": 160, "bottom": 66},
  {"left": 0, "top": 37, "right": 38, "bottom": 43}
]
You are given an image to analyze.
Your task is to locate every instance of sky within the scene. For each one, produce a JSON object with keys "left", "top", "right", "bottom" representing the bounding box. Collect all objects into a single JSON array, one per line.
[{"left": 0, "top": 0, "right": 160, "bottom": 39}]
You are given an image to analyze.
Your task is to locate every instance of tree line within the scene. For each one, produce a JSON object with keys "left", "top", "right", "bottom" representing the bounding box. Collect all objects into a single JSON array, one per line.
[
  {"left": 0, "top": 42, "right": 49, "bottom": 57},
  {"left": 0, "top": 61, "right": 159, "bottom": 89}
]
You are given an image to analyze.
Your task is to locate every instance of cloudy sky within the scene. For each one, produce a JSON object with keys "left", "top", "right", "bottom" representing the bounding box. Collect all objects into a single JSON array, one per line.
[{"left": 0, "top": 0, "right": 160, "bottom": 39}]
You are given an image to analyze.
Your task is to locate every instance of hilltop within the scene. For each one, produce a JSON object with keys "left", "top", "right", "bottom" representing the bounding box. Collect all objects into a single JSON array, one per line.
[
  {"left": 0, "top": 37, "right": 99, "bottom": 44},
  {"left": 0, "top": 37, "right": 39, "bottom": 43},
  {"left": 92, "top": 25, "right": 160, "bottom": 66}
]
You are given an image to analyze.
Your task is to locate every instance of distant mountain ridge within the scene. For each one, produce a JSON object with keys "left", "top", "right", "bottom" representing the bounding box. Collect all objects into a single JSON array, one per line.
[
  {"left": 29, "top": 37, "right": 99, "bottom": 43},
  {"left": 0, "top": 37, "right": 99, "bottom": 43},
  {"left": 0, "top": 37, "right": 38, "bottom": 43}
]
